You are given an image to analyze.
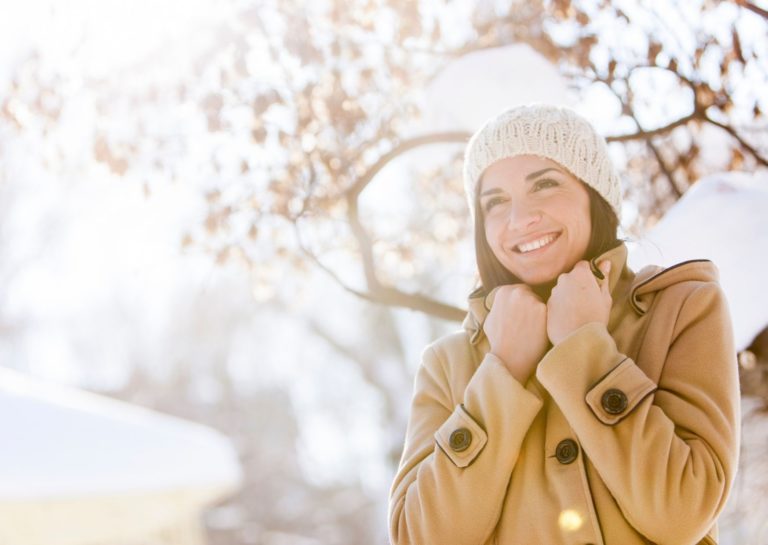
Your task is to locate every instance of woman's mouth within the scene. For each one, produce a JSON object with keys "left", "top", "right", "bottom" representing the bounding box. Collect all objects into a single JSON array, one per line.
[{"left": 513, "top": 232, "right": 560, "bottom": 254}]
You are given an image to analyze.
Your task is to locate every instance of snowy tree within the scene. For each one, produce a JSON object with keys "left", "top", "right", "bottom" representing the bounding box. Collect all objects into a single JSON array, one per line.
[{"left": 1, "top": 0, "right": 766, "bottom": 321}]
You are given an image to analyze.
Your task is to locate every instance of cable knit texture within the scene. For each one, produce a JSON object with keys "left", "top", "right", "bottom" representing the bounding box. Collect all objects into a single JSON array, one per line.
[{"left": 463, "top": 103, "right": 622, "bottom": 220}]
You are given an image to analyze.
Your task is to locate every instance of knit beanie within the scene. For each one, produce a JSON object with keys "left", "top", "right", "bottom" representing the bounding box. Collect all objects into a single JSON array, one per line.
[{"left": 463, "top": 103, "right": 622, "bottom": 221}]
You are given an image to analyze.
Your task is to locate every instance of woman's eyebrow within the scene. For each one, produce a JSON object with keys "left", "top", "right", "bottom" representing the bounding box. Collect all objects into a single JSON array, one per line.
[
  {"left": 479, "top": 187, "right": 503, "bottom": 197},
  {"left": 525, "top": 167, "right": 561, "bottom": 181}
]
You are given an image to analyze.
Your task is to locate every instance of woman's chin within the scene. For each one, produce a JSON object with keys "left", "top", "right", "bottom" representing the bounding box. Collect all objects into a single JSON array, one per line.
[
  {"left": 516, "top": 269, "right": 559, "bottom": 288},
  {"left": 509, "top": 269, "right": 560, "bottom": 299}
]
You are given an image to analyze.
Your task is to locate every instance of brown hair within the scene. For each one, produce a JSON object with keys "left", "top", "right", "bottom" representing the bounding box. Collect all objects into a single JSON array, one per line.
[{"left": 473, "top": 182, "right": 620, "bottom": 296}]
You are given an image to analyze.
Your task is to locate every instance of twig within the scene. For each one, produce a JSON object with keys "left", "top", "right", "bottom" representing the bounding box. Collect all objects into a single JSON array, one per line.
[
  {"left": 293, "top": 220, "right": 371, "bottom": 301},
  {"left": 606, "top": 112, "right": 699, "bottom": 142},
  {"left": 733, "top": 0, "right": 768, "bottom": 20},
  {"left": 646, "top": 140, "right": 683, "bottom": 198},
  {"left": 594, "top": 74, "right": 689, "bottom": 198},
  {"left": 622, "top": 103, "right": 685, "bottom": 198},
  {"left": 293, "top": 220, "right": 466, "bottom": 321},
  {"left": 703, "top": 114, "right": 768, "bottom": 167}
]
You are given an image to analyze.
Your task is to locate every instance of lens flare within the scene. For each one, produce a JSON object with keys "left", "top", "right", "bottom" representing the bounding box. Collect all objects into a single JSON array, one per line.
[{"left": 558, "top": 509, "right": 584, "bottom": 532}]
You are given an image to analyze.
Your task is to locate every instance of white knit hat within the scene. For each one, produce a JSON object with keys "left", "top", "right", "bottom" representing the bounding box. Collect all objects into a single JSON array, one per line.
[{"left": 463, "top": 103, "right": 622, "bottom": 221}]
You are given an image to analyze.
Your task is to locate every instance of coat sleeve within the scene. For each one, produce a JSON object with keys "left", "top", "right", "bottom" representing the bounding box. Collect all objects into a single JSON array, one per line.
[
  {"left": 388, "top": 342, "right": 543, "bottom": 545},
  {"left": 536, "top": 281, "right": 740, "bottom": 545}
]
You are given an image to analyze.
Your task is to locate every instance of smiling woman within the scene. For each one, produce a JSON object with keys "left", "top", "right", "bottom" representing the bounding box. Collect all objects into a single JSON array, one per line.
[
  {"left": 474, "top": 156, "right": 621, "bottom": 297},
  {"left": 388, "top": 104, "right": 740, "bottom": 545}
]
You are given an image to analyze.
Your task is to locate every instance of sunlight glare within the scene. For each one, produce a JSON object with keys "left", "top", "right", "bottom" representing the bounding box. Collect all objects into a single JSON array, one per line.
[{"left": 558, "top": 509, "right": 584, "bottom": 532}]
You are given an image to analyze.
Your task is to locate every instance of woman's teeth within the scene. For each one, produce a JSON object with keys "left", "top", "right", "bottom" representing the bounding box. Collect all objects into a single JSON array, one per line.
[{"left": 516, "top": 233, "right": 558, "bottom": 253}]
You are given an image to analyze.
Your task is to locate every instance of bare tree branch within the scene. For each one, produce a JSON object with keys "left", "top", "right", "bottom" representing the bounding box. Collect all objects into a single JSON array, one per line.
[
  {"left": 368, "top": 285, "right": 466, "bottom": 321},
  {"left": 620, "top": 102, "right": 686, "bottom": 199},
  {"left": 346, "top": 196, "right": 381, "bottom": 290},
  {"left": 592, "top": 71, "right": 690, "bottom": 198},
  {"left": 703, "top": 114, "right": 768, "bottom": 167},
  {"left": 344, "top": 132, "right": 469, "bottom": 285},
  {"left": 333, "top": 131, "right": 472, "bottom": 321},
  {"left": 606, "top": 111, "right": 700, "bottom": 142},
  {"left": 293, "top": 220, "right": 371, "bottom": 300},
  {"left": 646, "top": 140, "right": 684, "bottom": 198},
  {"left": 293, "top": 220, "right": 466, "bottom": 322},
  {"left": 347, "top": 132, "right": 469, "bottom": 200},
  {"left": 590, "top": 62, "right": 700, "bottom": 145},
  {"left": 733, "top": 0, "right": 768, "bottom": 20}
]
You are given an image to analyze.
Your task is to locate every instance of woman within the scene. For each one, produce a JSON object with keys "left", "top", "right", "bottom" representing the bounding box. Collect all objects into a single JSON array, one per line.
[{"left": 388, "top": 104, "right": 740, "bottom": 545}]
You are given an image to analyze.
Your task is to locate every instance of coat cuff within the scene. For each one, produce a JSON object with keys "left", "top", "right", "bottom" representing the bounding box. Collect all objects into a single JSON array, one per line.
[
  {"left": 433, "top": 351, "right": 542, "bottom": 468},
  {"left": 536, "top": 323, "right": 656, "bottom": 424},
  {"left": 434, "top": 404, "right": 488, "bottom": 468},
  {"left": 585, "top": 358, "right": 657, "bottom": 425}
]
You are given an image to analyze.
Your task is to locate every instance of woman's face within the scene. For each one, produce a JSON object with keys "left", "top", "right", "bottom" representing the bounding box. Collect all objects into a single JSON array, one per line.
[{"left": 479, "top": 154, "right": 592, "bottom": 287}]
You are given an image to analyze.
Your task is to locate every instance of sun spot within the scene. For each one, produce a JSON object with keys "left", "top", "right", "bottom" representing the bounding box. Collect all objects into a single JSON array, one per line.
[{"left": 558, "top": 509, "right": 584, "bottom": 532}]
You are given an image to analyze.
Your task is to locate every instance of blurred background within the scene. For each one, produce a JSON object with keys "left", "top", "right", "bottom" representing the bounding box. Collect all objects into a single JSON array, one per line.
[{"left": 1, "top": 0, "right": 767, "bottom": 544}]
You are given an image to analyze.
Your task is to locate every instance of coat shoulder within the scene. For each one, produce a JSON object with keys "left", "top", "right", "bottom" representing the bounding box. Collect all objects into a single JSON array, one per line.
[{"left": 630, "top": 259, "right": 721, "bottom": 315}]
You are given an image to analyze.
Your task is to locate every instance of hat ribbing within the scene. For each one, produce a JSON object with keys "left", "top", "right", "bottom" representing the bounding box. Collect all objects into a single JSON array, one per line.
[{"left": 463, "top": 104, "right": 622, "bottom": 221}]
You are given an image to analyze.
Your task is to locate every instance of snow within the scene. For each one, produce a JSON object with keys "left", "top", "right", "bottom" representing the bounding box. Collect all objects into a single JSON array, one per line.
[
  {"left": 628, "top": 171, "right": 768, "bottom": 350},
  {"left": 0, "top": 366, "right": 242, "bottom": 499},
  {"left": 423, "top": 44, "right": 571, "bottom": 132}
]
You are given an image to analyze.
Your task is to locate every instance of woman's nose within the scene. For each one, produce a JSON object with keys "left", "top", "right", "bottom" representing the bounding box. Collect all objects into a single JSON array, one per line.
[{"left": 506, "top": 202, "right": 542, "bottom": 231}]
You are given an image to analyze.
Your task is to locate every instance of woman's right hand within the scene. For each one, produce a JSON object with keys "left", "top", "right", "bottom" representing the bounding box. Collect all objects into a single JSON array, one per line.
[{"left": 483, "top": 285, "right": 549, "bottom": 384}]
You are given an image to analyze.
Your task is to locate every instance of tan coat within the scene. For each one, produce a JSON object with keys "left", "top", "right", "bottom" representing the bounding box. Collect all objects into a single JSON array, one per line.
[{"left": 389, "top": 244, "right": 740, "bottom": 545}]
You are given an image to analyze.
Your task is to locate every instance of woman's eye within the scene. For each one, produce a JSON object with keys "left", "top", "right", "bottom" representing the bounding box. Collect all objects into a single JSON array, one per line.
[
  {"left": 483, "top": 196, "right": 505, "bottom": 212},
  {"left": 533, "top": 178, "right": 559, "bottom": 191}
]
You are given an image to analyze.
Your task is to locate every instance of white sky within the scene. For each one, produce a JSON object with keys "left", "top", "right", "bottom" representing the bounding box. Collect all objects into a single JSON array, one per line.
[{"left": 0, "top": 0, "right": 222, "bottom": 79}]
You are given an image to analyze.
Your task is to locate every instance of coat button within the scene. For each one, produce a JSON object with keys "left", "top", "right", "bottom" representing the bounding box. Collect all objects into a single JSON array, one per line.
[
  {"left": 601, "top": 388, "right": 629, "bottom": 415},
  {"left": 555, "top": 439, "right": 579, "bottom": 464},
  {"left": 449, "top": 428, "right": 472, "bottom": 452}
]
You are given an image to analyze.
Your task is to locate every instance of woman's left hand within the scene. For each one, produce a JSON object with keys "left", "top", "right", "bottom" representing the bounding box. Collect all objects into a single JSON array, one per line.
[{"left": 547, "top": 259, "right": 612, "bottom": 345}]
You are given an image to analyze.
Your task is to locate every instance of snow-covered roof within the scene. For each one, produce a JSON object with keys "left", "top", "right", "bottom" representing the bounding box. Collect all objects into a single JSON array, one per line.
[
  {"left": 424, "top": 44, "right": 570, "bottom": 132},
  {"left": 628, "top": 171, "right": 768, "bottom": 350},
  {"left": 0, "top": 367, "right": 242, "bottom": 500}
]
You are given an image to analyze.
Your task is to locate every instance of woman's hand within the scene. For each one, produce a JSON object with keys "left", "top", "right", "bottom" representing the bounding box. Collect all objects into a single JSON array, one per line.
[
  {"left": 483, "top": 284, "right": 548, "bottom": 384},
  {"left": 547, "top": 260, "right": 612, "bottom": 345}
]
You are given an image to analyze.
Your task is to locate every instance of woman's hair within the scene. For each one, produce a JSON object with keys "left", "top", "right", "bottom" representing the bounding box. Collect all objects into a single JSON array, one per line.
[{"left": 474, "top": 181, "right": 621, "bottom": 295}]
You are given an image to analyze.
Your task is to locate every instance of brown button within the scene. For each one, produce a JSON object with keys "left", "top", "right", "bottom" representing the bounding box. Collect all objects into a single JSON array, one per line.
[
  {"left": 555, "top": 439, "right": 579, "bottom": 464},
  {"left": 601, "top": 388, "right": 628, "bottom": 415},
  {"left": 449, "top": 428, "right": 472, "bottom": 452}
]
